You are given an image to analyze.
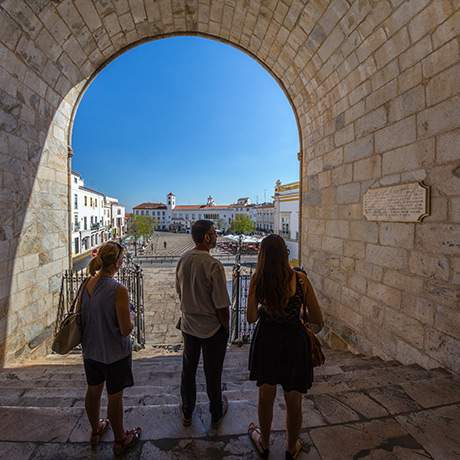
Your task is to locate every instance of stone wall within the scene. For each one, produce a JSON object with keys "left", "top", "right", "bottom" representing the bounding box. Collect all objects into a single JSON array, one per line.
[{"left": 0, "top": 1, "right": 458, "bottom": 371}]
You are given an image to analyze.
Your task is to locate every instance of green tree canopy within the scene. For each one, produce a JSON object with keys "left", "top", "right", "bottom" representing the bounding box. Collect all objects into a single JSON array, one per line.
[
  {"left": 230, "top": 214, "right": 255, "bottom": 235},
  {"left": 128, "top": 215, "right": 154, "bottom": 240}
]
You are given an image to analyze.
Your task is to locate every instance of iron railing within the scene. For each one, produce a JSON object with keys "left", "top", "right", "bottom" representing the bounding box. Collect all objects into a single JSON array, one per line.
[
  {"left": 230, "top": 263, "right": 256, "bottom": 344},
  {"left": 55, "top": 254, "right": 145, "bottom": 351}
]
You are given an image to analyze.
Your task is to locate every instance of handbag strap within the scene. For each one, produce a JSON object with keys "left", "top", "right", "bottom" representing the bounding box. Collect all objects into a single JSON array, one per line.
[
  {"left": 295, "top": 272, "right": 310, "bottom": 324},
  {"left": 69, "top": 277, "right": 90, "bottom": 314}
]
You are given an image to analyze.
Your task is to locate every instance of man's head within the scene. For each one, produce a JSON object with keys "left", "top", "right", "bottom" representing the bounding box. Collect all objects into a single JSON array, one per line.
[{"left": 192, "top": 220, "right": 217, "bottom": 249}]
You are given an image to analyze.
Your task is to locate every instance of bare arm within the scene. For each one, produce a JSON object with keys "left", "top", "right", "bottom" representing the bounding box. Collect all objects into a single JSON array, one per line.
[
  {"left": 211, "top": 263, "right": 230, "bottom": 331},
  {"left": 246, "top": 276, "right": 258, "bottom": 324},
  {"left": 115, "top": 285, "right": 133, "bottom": 337}
]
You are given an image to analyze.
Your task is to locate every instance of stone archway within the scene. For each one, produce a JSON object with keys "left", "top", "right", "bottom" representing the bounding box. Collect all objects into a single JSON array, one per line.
[{"left": 1, "top": 0, "right": 459, "bottom": 371}]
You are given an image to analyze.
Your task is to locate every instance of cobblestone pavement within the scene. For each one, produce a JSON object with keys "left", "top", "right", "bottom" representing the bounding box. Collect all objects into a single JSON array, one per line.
[{"left": 1, "top": 346, "right": 459, "bottom": 459}]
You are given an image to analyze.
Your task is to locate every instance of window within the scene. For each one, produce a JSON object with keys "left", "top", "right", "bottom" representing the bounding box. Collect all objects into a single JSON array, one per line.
[
  {"left": 95, "top": 199, "right": 97, "bottom": 207},
  {"left": 84, "top": 217, "right": 87, "bottom": 230},
  {"left": 84, "top": 196, "right": 87, "bottom": 206},
  {"left": 74, "top": 194, "right": 78, "bottom": 208},
  {"left": 90, "top": 197, "right": 93, "bottom": 207},
  {"left": 74, "top": 177, "right": 77, "bottom": 184},
  {"left": 118, "top": 209, "right": 121, "bottom": 215}
]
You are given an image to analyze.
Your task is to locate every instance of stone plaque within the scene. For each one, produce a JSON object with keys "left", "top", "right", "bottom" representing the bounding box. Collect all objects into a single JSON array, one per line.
[{"left": 363, "top": 182, "right": 430, "bottom": 222}]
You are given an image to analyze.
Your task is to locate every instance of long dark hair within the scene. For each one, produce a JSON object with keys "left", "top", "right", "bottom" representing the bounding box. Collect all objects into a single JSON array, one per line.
[{"left": 253, "top": 234, "right": 293, "bottom": 312}]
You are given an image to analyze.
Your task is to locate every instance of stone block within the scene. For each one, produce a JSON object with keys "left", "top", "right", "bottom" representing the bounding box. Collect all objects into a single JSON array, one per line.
[
  {"left": 366, "top": 79, "right": 397, "bottom": 112},
  {"left": 379, "top": 223, "right": 415, "bottom": 250},
  {"left": 450, "top": 197, "right": 460, "bottom": 223},
  {"left": 343, "top": 135, "right": 373, "bottom": 163},
  {"left": 408, "top": 251, "right": 450, "bottom": 281},
  {"left": 399, "top": 35, "right": 432, "bottom": 72},
  {"left": 325, "top": 220, "right": 349, "bottom": 239},
  {"left": 331, "top": 164, "right": 353, "bottom": 185},
  {"left": 399, "top": 62, "right": 422, "bottom": 93},
  {"left": 349, "top": 80, "right": 372, "bottom": 106},
  {"left": 336, "top": 183, "right": 360, "bottom": 204},
  {"left": 322, "top": 236, "right": 344, "bottom": 255},
  {"left": 432, "top": 9, "right": 460, "bottom": 49},
  {"left": 356, "top": 27, "right": 386, "bottom": 63},
  {"left": 334, "top": 124, "right": 354, "bottom": 147},
  {"left": 427, "top": 63, "right": 460, "bottom": 107},
  {"left": 323, "top": 148, "right": 343, "bottom": 169},
  {"left": 355, "top": 107, "right": 387, "bottom": 138},
  {"left": 435, "top": 305, "right": 460, "bottom": 340},
  {"left": 375, "top": 116, "right": 417, "bottom": 154},
  {"left": 425, "top": 327, "right": 460, "bottom": 372},
  {"left": 74, "top": 0, "right": 102, "bottom": 31},
  {"left": 437, "top": 128, "right": 460, "bottom": 163},
  {"left": 350, "top": 221, "right": 378, "bottom": 243},
  {"left": 388, "top": 84, "right": 425, "bottom": 123},
  {"left": 408, "top": 0, "right": 453, "bottom": 43},
  {"left": 366, "top": 244, "right": 408, "bottom": 270},
  {"left": 422, "top": 38, "right": 459, "bottom": 79},
  {"left": 428, "top": 164, "right": 460, "bottom": 196},
  {"left": 382, "top": 138, "right": 434, "bottom": 176},
  {"left": 418, "top": 96, "right": 460, "bottom": 138},
  {"left": 307, "top": 157, "right": 323, "bottom": 175},
  {"left": 344, "top": 240, "right": 365, "bottom": 258},
  {"left": 384, "top": 307, "right": 425, "bottom": 348},
  {"left": 367, "top": 280, "right": 402, "bottom": 309},
  {"left": 360, "top": 295, "right": 384, "bottom": 324},
  {"left": 374, "top": 27, "right": 410, "bottom": 69},
  {"left": 353, "top": 156, "right": 381, "bottom": 181},
  {"left": 383, "top": 270, "right": 424, "bottom": 295},
  {"left": 401, "top": 294, "right": 435, "bottom": 325}
]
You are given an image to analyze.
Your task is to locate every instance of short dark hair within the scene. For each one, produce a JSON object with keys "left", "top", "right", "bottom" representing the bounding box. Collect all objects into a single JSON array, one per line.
[{"left": 192, "top": 220, "right": 214, "bottom": 244}]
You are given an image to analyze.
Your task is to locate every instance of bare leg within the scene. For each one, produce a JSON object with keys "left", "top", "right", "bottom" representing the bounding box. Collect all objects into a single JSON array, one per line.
[
  {"left": 108, "top": 391, "right": 125, "bottom": 441},
  {"left": 258, "top": 384, "right": 276, "bottom": 449},
  {"left": 284, "top": 390, "right": 302, "bottom": 454},
  {"left": 85, "top": 383, "right": 104, "bottom": 432}
]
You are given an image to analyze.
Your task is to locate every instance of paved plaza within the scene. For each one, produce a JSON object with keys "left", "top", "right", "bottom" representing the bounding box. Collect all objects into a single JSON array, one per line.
[{"left": 0, "top": 346, "right": 459, "bottom": 459}]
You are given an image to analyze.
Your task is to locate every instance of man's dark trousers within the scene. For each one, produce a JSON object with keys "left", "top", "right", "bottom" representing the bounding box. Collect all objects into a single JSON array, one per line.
[{"left": 181, "top": 326, "right": 228, "bottom": 422}]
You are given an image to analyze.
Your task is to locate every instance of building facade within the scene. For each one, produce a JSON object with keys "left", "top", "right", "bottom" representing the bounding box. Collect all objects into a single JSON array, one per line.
[
  {"left": 274, "top": 180, "right": 299, "bottom": 260},
  {"left": 71, "top": 172, "right": 126, "bottom": 256},
  {"left": 255, "top": 203, "right": 275, "bottom": 233},
  {"left": 133, "top": 194, "right": 254, "bottom": 232}
]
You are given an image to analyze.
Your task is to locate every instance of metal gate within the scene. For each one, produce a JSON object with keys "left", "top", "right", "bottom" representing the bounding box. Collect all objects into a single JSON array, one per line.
[
  {"left": 55, "top": 254, "right": 145, "bottom": 350},
  {"left": 230, "top": 263, "right": 256, "bottom": 344}
]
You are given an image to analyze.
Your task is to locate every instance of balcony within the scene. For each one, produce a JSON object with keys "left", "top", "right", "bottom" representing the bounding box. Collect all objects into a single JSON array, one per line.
[
  {"left": 73, "top": 223, "right": 80, "bottom": 232},
  {"left": 91, "top": 223, "right": 101, "bottom": 231}
]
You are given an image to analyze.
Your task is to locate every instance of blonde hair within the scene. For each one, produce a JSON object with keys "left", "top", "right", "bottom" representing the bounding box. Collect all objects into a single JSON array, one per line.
[{"left": 88, "top": 241, "right": 124, "bottom": 276}]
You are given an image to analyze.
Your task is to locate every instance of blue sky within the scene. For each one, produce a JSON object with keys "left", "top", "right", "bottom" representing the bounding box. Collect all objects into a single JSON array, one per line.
[{"left": 72, "top": 36, "right": 299, "bottom": 211}]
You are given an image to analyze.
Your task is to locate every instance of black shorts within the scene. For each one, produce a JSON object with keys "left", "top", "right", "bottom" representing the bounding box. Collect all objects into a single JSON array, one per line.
[{"left": 83, "top": 355, "right": 134, "bottom": 395}]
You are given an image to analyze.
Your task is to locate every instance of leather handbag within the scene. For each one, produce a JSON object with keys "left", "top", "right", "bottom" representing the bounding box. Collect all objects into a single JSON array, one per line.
[
  {"left": 52, "top": 278, "right": 89, "bottom": 354},
  {"left": 297, "top": 272, "right": 326, "bottom": 367}
]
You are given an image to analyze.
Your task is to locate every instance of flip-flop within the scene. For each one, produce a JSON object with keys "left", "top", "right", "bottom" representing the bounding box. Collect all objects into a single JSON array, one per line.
[
  {"left": 248, "top": 422, "right": 269, "bottom": 458},
  {"left": 90, "top": 418, "right": 110, "bottom": 448},
  {"left": 285, "top": 438, "right": 305, "bottom": 459}
]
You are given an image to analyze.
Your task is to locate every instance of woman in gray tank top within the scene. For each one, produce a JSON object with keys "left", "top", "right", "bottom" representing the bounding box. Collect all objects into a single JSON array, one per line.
[{"left": 81, "top": 241, "right": 141, "bottom": 456}]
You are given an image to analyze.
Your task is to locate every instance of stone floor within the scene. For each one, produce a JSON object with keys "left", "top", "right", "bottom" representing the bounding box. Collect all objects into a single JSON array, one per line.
[{"left": 1, "top": 346, "right": 459, "bottom": 459}]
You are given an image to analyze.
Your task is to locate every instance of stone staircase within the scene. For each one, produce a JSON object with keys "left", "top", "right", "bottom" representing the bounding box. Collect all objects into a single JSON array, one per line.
[{"left": 0, "top": 346, "right": 459, "bottom": 459}]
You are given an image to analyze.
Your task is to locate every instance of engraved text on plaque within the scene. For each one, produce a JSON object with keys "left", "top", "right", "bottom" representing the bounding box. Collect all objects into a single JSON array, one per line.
[{"left": 363, "top": 182, "right": 430, "bottom": 223}]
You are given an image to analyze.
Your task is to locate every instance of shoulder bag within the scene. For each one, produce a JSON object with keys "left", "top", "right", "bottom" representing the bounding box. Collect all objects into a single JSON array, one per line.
[
  {"left": 52, "top": 277, "right": 90, "bottom": 355},
  {"left": 296, "top": 272, "right": 326, "bottom": 367}
]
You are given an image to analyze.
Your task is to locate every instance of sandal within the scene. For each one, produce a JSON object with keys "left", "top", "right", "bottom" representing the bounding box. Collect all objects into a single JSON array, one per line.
[
  {"left": 285, "top": 438, "right": 305, "bottom": 459},
  {"left": 248, "top": 423, "right": 269, "bottom": 458},
  {"left": 90, "top": 418, "right": 110, "bottom": 448},
  {"left": 113, "top": 427, "right": 142, "bottom": 457}
]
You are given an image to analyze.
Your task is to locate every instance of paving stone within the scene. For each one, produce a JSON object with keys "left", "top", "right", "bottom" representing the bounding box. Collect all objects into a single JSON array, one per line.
[
  {"left": 400, "top": 377, "right": 460, "bottom": 409},
  {"left": 332, "top": 391, "right": 389, "bottom": 419},
  {"left": 309, "top": 394, "right": 361, "bottom": 424},
  {"left": 310, "top": 418, "right": 430, "bottom": 460},
  {"left": 397, "top": 404, "right": 460, "bottom": 460},
  {"left": 0, "top": 442, "right": 36, "bottom": 460},
  {"left": 0, "top": 407, "right": 83, "bottom": 442},
  {"left": 365, "top": 386, "right": 422, "bottom": 415}
]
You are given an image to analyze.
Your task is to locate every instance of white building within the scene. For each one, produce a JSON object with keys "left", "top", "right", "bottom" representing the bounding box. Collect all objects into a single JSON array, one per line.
[
  {"left": 255, "top": 203, "right": 275, "bottom": 233},
  {"left": 71, "top": 172, "right": 126, "bottom": 256},
  {"left": 274, "top": 180, "right": 299, "bottom": 260},
  {"left": 133, "top": 194, "right": 255, "bottom": 232}
]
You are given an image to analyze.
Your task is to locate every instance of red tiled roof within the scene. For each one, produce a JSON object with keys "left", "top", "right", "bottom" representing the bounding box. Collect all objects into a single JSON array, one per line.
[
  {"left": 133, "top": 202, "right": 167, "bottom": 209},
  {"left": 174, "top": 205, "right": 233, "bottom": 210}
]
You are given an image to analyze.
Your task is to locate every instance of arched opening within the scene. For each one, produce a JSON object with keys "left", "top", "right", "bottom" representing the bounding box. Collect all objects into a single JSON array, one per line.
[{"left": 70, "top": 34, "right": 301, "bottom": 347}]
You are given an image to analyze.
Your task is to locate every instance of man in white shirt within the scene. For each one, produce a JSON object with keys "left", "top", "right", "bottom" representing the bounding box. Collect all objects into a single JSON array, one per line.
[{"left": 176, "top": 220, "right": 230, "bottom": 427}]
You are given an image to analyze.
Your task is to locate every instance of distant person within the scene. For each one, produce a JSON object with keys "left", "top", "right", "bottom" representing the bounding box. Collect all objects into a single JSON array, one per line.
[
  {"left": 246, "top": 235, "right": 323, "bottom": 459},
  {"left": 81, "top": 241, "right": 141, "bottom": 456},
  {"left": 176, "top": 220, "right": 230, "bottom": 427},
  {"left": 163, "top": 241, "right": 167, "bottom": 250}
]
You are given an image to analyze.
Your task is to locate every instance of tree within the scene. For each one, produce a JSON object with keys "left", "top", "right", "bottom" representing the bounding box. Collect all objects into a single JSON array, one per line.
[
  {"left": 230, "top": 214, "right": 255, "bottom": 235},
  {"left": 127, "top": 215, "right": 154, "bottom": 254},
  {"left": 215, "top": 217, "right": 226, "bottom": 232}
]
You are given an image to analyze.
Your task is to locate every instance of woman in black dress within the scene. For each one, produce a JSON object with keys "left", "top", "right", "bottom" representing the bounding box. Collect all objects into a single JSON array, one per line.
[{"left": 247, "top": 234, "right": 323, "bottom": 459}]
